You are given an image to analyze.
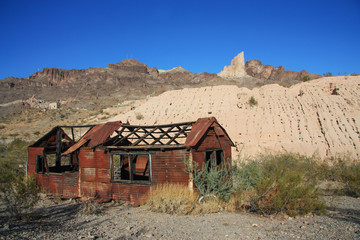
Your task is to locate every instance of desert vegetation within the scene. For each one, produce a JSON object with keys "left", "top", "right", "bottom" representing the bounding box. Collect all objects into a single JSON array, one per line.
[
  {"left": 302, "top": 75, "right": 310, "bottom": 81},
  {"left": 0, "top": 139, "right": 40, "bottom": 219},
  {"left": 146, "top": 153, "right": 360, "bottom": 217},
  {"left": 248, "top": 96, "right": 258, "bottom": 107},
  {"left": 323, "top": 72, "right": 333, "bottom": 77},
  {"left": 0, "top": 137, "right": 359, "bottom": 221}
]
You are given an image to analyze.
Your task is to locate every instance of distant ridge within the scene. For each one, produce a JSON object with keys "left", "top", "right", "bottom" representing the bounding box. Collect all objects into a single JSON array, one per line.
[{"left": 0, "top": 54, "right": 322, "bottom": 117}]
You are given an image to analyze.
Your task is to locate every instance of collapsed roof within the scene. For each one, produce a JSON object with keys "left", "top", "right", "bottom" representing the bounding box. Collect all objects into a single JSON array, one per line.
[{"left": 32, "top": 117, "right": 234, "bottom": 154}]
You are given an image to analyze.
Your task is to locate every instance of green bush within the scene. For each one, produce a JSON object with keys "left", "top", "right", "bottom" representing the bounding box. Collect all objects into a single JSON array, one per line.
[
  {"left": 302, "top": 75, "right": 310, "bottom": 81},
  {"left": 233, "top": 154, "right": 326, "bottom": 216},
  {"left": 313, "top": 156, "right": 360, "bottom": 197},
  {"left": 135, "top": 112, "right": 144, "bottom": 120},
  {"left": 185, "top": 159, "right": 233, "bottom": 201},
  {"left": 0, "top": 139, "right": 39, "bottom": 219},
  {"left": 0, "top": 175, "right": 40, "bottom": 219},
  {"left": 323, "top": 72, "right": 333, "bottom": 77},
  {"left": 248, "top": 96, "right": 258, "bottom": 107},
  {"left": 342, "top": 161, "right": 360, "bottom": 197},
  {"left": 0, "top": 139, "right": 29, "bottom": 176}
]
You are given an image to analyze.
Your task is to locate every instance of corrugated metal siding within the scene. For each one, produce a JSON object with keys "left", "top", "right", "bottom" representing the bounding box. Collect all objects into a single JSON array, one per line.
[
  {"left": 30, "top": 117, "right": 233, "bottom": 204},
  {"left": 151, "top": 149, "right": 190, "bottom": 185},
  {"left": 77, "top": 148, "right": 191, "bottom": 203},
  {"left": 36, "top": 172, "right": 79, "bottom": 198},
  {"left": 185, "top": 117, "right": 215, "bottom": 147},
  {"left": 185, "top": 117, "right": 234, "bottom": 147},
  {"left": 192, "top": 128, "right": 232, "bottom": 169},
  {"left": 28, "top": 147, "right": 44, "bottom": 175}
]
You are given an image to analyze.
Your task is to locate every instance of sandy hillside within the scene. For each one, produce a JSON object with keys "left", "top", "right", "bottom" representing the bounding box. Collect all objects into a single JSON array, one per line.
[{"left": 109, "top": 76, "right": 360, "bottom": 159}]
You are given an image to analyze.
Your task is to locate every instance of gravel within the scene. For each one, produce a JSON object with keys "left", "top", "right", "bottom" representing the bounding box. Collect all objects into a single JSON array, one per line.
[{"left": 0, "top": 195, "right": 359, "bottom": 240}]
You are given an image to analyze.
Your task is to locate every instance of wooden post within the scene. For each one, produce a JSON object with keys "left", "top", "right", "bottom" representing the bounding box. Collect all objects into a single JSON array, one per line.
[
  {"left": 56, "top": 128, "right": 62, "bottom": 167},
  {"left": 188, "top": 152, "right": 194, "bottom": 193}
]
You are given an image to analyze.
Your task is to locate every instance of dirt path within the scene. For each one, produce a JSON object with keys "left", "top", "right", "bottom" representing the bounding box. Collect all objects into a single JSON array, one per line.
[{"left": 1, "top": 196, "right": 359, "bottom": 239}]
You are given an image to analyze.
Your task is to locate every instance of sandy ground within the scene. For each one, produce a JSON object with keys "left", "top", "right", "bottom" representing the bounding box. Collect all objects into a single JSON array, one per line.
[
  {"left": 0, "top": 195, "right": 359, "bottom": 240},
  {"left": 109, "top": 76, "right": 360, "bottom": 160}
]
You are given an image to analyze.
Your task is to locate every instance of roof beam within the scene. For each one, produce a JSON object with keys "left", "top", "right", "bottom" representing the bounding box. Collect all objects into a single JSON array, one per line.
[{"left": 165, "top": 124, "right": 192, "bottom": 145}]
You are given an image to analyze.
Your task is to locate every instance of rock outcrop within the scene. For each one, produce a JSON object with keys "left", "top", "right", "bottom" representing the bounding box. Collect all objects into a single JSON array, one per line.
[
  {"left": 0, "top": 59, "right": 226, "bottom": 110},
  {"left": 218, "top": 52, "right": 246, "bottom": 79},
  {"left": 0, "top": 54, "right": 323, "bottom": 117},
  {"left": 245, "top": 60, "right": 321, "bottom": 81},
  {"left": 217, "top": 52, "right": 322, "bottom": 83}
]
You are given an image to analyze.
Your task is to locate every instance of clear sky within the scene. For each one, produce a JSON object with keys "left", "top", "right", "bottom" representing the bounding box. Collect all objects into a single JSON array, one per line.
[{"left": 0, "top": 0, "right": 359, "bottom": 79}]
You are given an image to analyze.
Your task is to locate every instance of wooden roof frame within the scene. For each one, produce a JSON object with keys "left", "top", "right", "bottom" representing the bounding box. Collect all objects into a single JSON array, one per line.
[{"left": 102, "top": 121, "right": 195, "bottom": 147}]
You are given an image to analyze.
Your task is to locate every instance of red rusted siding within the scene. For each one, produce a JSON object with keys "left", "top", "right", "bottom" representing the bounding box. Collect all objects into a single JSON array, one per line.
[
  {"left": 193, "top": 128, "right": 232, "bottom": 169},
  {"left": 79, "top": 148, "right": 111, "bottom": 200},
  {"left": 151, "top": 149, "right": 190, "bottom": 184},
  {"left": 27, "top": 147, "right": 44, "bottom": 175},
  {"left": 78, "top": 148, "right": 191, "bottom": 204},
  {"left": 29, "top": 117, "right": 233, "bottom": 204},
  {"left": 29, "top": 147, "right": 79, "bottom": 198},
  {"left": 36, "top": 172, "right": 79, "bottom": 198}
]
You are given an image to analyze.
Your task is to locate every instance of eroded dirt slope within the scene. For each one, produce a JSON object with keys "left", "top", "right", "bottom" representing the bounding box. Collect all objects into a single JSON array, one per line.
[{"left": 110, "top": 76, "right": 360, "bottom": 159}]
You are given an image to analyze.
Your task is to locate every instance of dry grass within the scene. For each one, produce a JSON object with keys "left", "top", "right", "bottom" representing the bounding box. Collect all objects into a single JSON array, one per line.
[
  {"left": 146, "top": 183, "right": 199, "bottom": 215},
  {"left": 77, "top": 200, "right": 105, "bottom": 216},
  {"left": 145, "top": 183, "right": 226, "bottom": 215}
]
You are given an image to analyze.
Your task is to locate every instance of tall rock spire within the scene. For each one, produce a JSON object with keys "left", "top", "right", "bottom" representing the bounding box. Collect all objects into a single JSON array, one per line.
[{"left": 218, "top": 52, "right": 247, "bottom": 78}]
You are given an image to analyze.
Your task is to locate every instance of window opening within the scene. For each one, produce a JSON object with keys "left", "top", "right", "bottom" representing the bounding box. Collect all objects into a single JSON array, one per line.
[
  {"left": 37, "top": 153, "right": 78, "bottom": 174},
  {"left": 205, "top": 150, "right": 224, "bottom": 170},
  {"left": 36, "top": 155, "right": 45, "bottom": 173},
  {"left": 111, "top": 153, "right": 151, "bottom": 184}
]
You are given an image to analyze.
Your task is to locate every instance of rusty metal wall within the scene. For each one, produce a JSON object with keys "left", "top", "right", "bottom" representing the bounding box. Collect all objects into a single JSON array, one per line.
[
  {"left": 36, "top": 172, "right": 79, "bottom": 198},
  {"left": 151, "top": 149, "right": 190, "bottom": 184},
  {"left": 78, "top": 147, "right": 191, "bottom": 204},
  {"left": 27, "top": 147, "right": 44, "bottom": 175},
  {"left": 192, "top": 128, "right": 232, "bottom": 169},
  {"left": 30, "top": 132, "right": 231, "bottom": 204}
]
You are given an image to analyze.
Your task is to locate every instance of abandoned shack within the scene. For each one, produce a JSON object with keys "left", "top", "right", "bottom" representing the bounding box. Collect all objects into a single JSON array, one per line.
[{"left": 27, "top": 117, "right": 234, "bottom": 205}]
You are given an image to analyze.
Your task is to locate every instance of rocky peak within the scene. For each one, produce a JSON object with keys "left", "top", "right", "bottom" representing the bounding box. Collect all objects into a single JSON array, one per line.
[
  {"left": 218, "top": 52, "right": 247, "bottom": 79},
  {"left": 159, "top": 66, "right": 190, "bottom": 74},
  {"left": 108, "top": 59, "right": 150, "bottom": 73},
  {"left": 245, "top": 60, "right": 321, "bottom": 81}
]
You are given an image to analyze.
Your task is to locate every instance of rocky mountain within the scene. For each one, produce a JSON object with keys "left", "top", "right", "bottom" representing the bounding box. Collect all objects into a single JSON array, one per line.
[
  {"left": 245, "top": 60, "right": 321, "bottom": 81},
  {"left": 0, "top": 53, "right": 322, "bottom": 117},
  {"left": 0, "top": 59, "right": 226, "bottom": 108},
  {"left": 219, "top": 52, "right": 321, "bottom": 82}
]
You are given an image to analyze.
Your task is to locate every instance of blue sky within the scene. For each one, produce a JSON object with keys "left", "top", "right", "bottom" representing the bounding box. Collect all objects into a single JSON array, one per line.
[{"left": 0, "top": 0, "right": 359, "bottom": 79}]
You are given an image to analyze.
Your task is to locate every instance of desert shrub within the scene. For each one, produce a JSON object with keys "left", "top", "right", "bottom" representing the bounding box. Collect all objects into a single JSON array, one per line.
[
  {"left": 78, "top": 200, "right": 104, "bottom": 216},
  {"left": 0, "top": 139, "right": 39, "bottom": 219},
  {"left": 302, "top": 75, "right": 310, "bottom": 81},
  {"left": 248, "top": 96, "right": 258, "bottom": 107},
  {"left": 0, "top": 175, "right": 40, "bottom": 219},
  {"left": 233, "top": 153, "right": 326, "bottom": 216},
  {"left": 146, "top": 183, "right": 199, "bottom": 215},
  {"left": 323, "top": 72, "right": 333, "bottom": 77},
  {"left": 233, "top": 160, "right": 262, "bottom": 190},
  {"left": 146, "top": 183, "right": 226, "bottom": 215},
  {"left": 185, "top": 160, "right": 233, "bottom": 201},
  {"left": 314, "top": 156, "right": 360, "bottom": 197},
  {"left": 135, "top": 112, "right": 144, "bottom": 120},
  {"left": 341, "top": 161, "right": 360, "bottom": 197},
  {"left": 192, "top": 197, "right": 223, "bottom": 215},
  {"left": 0, "top": 139, "right": 29, "bottom": 176}
]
